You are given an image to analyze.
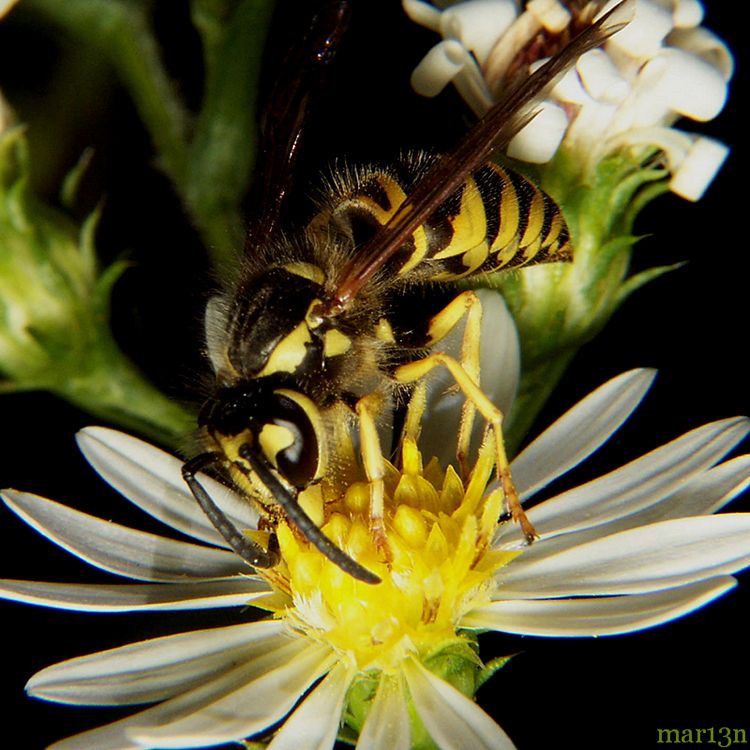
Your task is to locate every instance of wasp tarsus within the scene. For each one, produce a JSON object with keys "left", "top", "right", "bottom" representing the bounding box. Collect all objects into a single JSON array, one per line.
[{"left": 182, "top": 452, "right": 281, "bottom": 569}]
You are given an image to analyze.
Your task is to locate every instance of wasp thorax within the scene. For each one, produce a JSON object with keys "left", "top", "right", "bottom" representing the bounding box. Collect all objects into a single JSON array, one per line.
[
  {"left": 202, "top": 382, "right": 324, "bottom": 490},
  {"left": 226, "top": 266, "right": 326, "bottom": 380}
]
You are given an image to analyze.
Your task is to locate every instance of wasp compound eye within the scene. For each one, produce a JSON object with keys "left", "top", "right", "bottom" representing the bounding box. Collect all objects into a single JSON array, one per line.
[
  {"left": 206, "top": 384, "right": 324, "bottom": 490},
  {"left": 258, "top": 391, "right": 320, "bottom": 488}
]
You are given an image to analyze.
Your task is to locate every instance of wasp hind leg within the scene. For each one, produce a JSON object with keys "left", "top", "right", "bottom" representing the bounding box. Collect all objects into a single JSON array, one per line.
[
  {"left": 394, "top": 291, "right": 538, "bottom": 544},
  {"left": 419, "top": 290, "right": 484, "bottom": 478}
]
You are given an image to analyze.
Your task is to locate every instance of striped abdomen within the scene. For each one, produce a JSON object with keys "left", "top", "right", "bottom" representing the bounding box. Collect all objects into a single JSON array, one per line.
[{"left": 314, "top": 155, "right": 571, "bottom": 283}]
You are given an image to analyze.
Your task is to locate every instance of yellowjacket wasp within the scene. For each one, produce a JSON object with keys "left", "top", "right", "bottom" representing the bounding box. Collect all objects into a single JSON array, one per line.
[{"left": 182, "top": 1, "right": 630, "bottom": 584}]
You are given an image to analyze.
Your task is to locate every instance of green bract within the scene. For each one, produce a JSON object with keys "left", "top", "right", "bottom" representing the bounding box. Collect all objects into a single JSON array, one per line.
[{"left": 0, "top": 126, "right": 192, "bottom": 443}]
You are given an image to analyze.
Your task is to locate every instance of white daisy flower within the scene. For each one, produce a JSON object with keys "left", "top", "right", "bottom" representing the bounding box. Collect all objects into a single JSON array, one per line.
[
  {"left": 2, "top": 359, "right": 749, "bottom": 749},
  {"left": 404, "top": 0, "right": 732, "bottom": 199}
]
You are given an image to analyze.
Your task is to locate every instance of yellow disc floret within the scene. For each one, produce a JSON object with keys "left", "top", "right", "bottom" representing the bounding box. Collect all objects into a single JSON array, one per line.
[{"left": 255, "top": 437, "right": 519, "bottom": 673}]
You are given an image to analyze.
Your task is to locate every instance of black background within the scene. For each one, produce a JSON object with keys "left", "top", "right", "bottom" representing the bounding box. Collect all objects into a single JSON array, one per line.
[{"left": 0, "top": 2, "right": 747, "bottom": 748}]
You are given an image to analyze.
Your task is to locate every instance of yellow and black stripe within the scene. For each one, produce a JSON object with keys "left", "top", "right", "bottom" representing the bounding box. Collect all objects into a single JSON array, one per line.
[{"left": 317, "top": 154, "right": 571, "bottom": 285}]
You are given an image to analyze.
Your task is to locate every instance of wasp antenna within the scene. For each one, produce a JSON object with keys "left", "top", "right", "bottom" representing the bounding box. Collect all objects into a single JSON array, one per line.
[
  {"left": 182, "top": 453, "right": 281, "bottom": 569},
  {"left": 239, "top": 445, "right": 382, "bottom": 585}
]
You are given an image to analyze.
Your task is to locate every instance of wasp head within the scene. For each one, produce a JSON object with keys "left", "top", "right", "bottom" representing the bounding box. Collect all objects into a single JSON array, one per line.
[{"left": 199, "top": 381, "right": 325, "bottom": 491}]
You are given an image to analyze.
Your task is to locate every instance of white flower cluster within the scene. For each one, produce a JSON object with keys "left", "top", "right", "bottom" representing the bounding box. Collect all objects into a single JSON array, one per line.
[{"left": 404, "top": 0, "right": 733, "bottom": 199}]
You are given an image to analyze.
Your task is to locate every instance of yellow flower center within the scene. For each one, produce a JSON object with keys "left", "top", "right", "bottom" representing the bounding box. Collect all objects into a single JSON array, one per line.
[{"left": 254, "top": 438, "right": 518, "bottom": 672}]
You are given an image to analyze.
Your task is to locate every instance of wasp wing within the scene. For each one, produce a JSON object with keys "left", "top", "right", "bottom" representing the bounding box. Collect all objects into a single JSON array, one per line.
[
  {"left": 244, "top": 0, "right": 351, "bottom": 251},
  {"left": 326, "top": 0, "right": 632, "bottom": 314}
]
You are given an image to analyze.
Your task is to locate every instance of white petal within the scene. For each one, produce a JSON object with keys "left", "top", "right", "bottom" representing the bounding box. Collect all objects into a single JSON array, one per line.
[
  {"left": 627, "top": 56, "right": 673, "bottom": 126},
  {"left": 497, "top": 514, "right": 750, "bottom": 598},
  {"left": 27, "top": 620, "right": 287, "bottom": 705},
  {"left": 357, "top": 674, "right": 411, "bottom": 750},
  {"left": 565, "top": 98, "right": 618, "bottom": 150},
  {"left": 474, "top": 290, "right": 520, "bottom": 420},
  {"left": 527, "top": 0, "right": 571, "bottom": 33},
  {"left": 510, "top": 369, "right": 656, "bottom": 500},
  {"left": 402, "top": 0, "right": 442, "bottom": 32},
  {"left": 465, "top": 577, "right": 736, "bottom": 635},
  {"left": 607, "top": 0, "right": 673, "bottom": 58},
  {"left": 77, "top": 427, "right": 259, "bottom": 547},
  {"left": 652, "top": 48, "right": 728, "bottom": 121},
  {"left": 403, "top": 659, "right": 517, "bottom": 750},
  {"left": 45, "top": 639, "right": 315, "bottom": 750},
  {"left": 410, "top": 39, "right": 470, "bottom": 98},
  {"left": 500, "top": 417, "right": 750, "bottom": 545},
  {"left": 619, "top": 453, "right": 750, "bottom": 521},
  {"left": 268, "top": 662, "right": 353, "bottom": 750},
  {"left": 47, "top": 719, "right": 140, "bottom": 750},
  {"left": 129, "top": 642, "right": 335, "bottom": 747},
  {"left": 552, "top": 66, "right": 593, "bottom": 105},
  {"left": 0, "top": 577, "right": 267, "bottom": 611},
  {"left": 594, "top": 0, "right": 637, "bottom": 23},
  {"left": 506, "top": 100, "right": 568, "bottom": 162},
  {"left": 669, "top": 135, "right": 729, "bottom": 201},
  {"left": 1, "top": 491, "right": 245, "bottom": 582},
  {"left": 441, "top": 0, "right": 517, "bottom": 63},
  {"left": 691, "top": 455, "right": 750, "bottom": 513},
  {"left": 0, "top": 0, "right": 19, "bottom": 20},
  {"left": 451, "top": 59, "right": 495, "bottom": 115},
  {"left": 668, "top": 26, "right": 734, "bottom": 80},
  {"left": 421, "top": 290, "right": 519, "bottom": 467},
  {"left": 204, "top": 295, "right": 230, "bottom": 374},
  {"left": 499, "top": 454, "right": 750, "bottom": 562},
  {"left": 576, "top": 48, "right": 629, "bottom": 104},
  {"left": 670, "top": 0, "right": 703, "bottom": 28},
  {"left": 629, "top": 46, "right": 728, "bottom": 130}
]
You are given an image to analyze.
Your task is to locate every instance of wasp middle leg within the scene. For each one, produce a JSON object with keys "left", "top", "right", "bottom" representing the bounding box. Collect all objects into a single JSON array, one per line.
[
  {"left": 393, "top": 290, "right": 538, "bottom": 544},
  {"left": 356, "top": 392, "right": 392, "bottom": 562}
]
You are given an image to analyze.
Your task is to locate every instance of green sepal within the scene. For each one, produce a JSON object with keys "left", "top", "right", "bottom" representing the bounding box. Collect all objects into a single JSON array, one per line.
[
  {"left": 60, "top": 148, "right": 95, "bottom": 211},
  {"left": 421, "top": 635, "right": 483, "bottom": 698},
  {"left": 615, "top": 262, "right": 684, "bottom": 308},
  {"left": 342, "top": 669, "right": 380, "bottom": 742},
  {"left": 342, "top": 634, "right": 505, "bottom": 750},
  {"left": 476, "top": 653, "right": 516, "bottom": 690},
  {"left": 0, "top": 125, "right": 193, "bottom": 445}
]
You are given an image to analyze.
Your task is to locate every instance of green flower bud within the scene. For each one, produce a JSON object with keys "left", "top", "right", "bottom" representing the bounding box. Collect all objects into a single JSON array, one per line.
[{"left": 0, "top": 122, "right": 192, "bottom": 444}]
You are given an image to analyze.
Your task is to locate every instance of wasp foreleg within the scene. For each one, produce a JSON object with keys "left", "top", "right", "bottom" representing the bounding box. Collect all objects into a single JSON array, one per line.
[
  {"left": 182, "top": 453, "right": 281, "bottom": 568},
  {"left": 237, "top": 444, "right": 381, "bottom": 584}
]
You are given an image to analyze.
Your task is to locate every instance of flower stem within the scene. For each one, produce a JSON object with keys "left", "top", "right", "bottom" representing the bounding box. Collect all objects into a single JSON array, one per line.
[{"left": 50, "top": 326, "right": 194, "bottom": 448}]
